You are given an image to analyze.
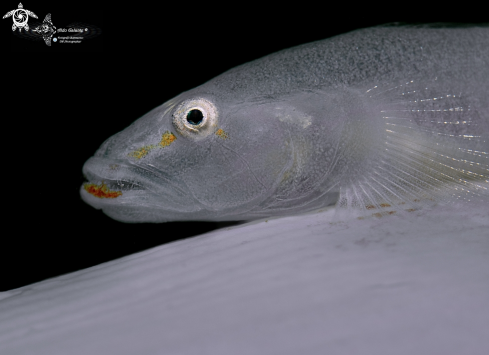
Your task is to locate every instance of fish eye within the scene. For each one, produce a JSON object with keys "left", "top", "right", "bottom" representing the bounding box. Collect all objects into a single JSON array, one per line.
[
  {"left": 187, "top": 109, "right": 203, "bottom": 125},
  {"left": 172, "top": 98, "right": 218, "bottom": 140}
]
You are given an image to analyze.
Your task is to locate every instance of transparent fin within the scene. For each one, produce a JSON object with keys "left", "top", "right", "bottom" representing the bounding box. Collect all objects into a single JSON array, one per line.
[{"left": 337, "top": 78, "right": 489, "bottom": 217}]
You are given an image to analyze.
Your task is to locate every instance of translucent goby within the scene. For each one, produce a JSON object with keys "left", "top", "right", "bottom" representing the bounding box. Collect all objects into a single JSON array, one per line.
[{"left": 81, "top": 24, "right": 489, "bottom": 222}]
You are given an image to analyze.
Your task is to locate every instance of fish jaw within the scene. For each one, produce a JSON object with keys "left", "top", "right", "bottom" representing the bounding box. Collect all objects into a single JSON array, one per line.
[
  {"left": 80, "top": 156, "right": 210, "bottom": 221},
  {"left": 80, "top": 155, "right": 273, "bottom": 222}
]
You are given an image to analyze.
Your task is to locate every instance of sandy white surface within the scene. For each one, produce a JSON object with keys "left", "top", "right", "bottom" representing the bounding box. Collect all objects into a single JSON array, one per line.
[{"left": 1, "top": 203, "right": 488, "bottom": 355}]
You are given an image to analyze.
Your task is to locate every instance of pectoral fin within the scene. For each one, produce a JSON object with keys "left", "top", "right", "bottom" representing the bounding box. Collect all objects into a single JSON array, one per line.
[{"left": 337, "top": 77, "right": 489, "bottom": 216}]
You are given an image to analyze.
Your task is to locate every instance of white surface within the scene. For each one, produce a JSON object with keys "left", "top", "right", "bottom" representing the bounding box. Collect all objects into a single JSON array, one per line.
[{"left": 1, "top": 203, "right": 488, "bottom": 355}]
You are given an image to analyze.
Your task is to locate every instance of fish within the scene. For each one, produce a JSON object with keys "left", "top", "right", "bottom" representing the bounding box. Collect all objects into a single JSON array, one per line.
[
  {"left": 2, "top": 24, "right": 489, "bottom": 355},
  {"left": 81, "top": 24, "right": 489, "bottom": 222}
]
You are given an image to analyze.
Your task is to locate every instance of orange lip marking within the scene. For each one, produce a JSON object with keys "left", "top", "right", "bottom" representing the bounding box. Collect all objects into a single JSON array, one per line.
[{"left": 84, "top": 182, "right": 122, "bottom": 199}]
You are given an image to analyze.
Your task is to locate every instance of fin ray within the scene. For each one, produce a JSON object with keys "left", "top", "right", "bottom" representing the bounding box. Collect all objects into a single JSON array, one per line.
[{"left": 338, "top": 77, "right": 489, "bottom": 216}]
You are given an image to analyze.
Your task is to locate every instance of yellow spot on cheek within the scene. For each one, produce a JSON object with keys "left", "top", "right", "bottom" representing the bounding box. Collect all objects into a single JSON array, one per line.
[
  {"left": 83, "top": 182, "right": 122, "bottom": 199},
  {"left": 128, "top": 145, "right": 156, "bottom": 159},
  {"left": 216, "top": 128, "right": 229, "bottom": 139},
  {"left": 159, "top": 131, "right": 176, "bottom": 147},
  {"left": 128, "top": 131, "right": 176, "bottom": 159}
]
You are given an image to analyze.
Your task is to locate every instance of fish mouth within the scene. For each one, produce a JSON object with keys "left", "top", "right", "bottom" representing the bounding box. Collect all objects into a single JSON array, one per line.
[
  {"left": 82, "top": 180, "right": 143, "bottom": 198},
  {"left": 80, "top": 156, "right": 203, "bottom": 214},
  {"left": 82, "top": 157, "right": 146, "bottom": 194},
  {"left": 82, "top": 176, "right": 145, "bottom": 194},
  {"left": 80, "top": 158, "right": 149, "bottom": 208}
]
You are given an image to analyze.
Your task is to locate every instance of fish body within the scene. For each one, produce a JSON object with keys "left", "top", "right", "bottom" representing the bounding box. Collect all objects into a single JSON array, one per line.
[{"left": 81, "top": 24, "right": 489, "bottom": 222}]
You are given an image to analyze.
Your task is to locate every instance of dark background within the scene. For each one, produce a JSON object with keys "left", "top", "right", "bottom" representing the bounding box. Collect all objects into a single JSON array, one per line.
[{"left": 1, "top": 2, "right": 485, "bottom": 290}]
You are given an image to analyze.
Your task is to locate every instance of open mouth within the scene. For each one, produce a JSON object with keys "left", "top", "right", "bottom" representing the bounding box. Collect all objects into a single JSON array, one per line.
[
  {"left": 80, "top": 156, "right": 204, "bottom": 216},
  {"left": 82, "top": 178, "right": 145, "bottom": 199},
  {"left": 82, "top": 157, "right": 147, "bottom": 200},
  {"left": 83, "top": 181, "right": 122, "bottom": 199}
]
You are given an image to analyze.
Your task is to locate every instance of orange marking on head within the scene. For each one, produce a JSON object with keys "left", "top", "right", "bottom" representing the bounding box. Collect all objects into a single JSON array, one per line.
[
  {"left": 84, "top": 182, "right": 122, "bottom": 199},
  {"left": 216, "top": 128, "right": 229, "bottom": 139},
  {"left": 160, "top": 131, "right": 176, "bottom": 147},
  {"left": 128, "top": 145, "right": 155, "bottom": 159},
  {"left": 128, "top": 132, "right": 176, "bottom": 159}
]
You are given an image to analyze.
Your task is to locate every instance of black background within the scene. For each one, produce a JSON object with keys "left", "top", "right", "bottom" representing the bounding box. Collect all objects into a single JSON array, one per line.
[{"left": 1, "top": 2, "right": 486, "bottom": 290}]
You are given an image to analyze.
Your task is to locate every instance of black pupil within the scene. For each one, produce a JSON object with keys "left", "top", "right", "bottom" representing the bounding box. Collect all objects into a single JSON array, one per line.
[{"left": 187, "top": 109, "right": 204, "bottom": 125}]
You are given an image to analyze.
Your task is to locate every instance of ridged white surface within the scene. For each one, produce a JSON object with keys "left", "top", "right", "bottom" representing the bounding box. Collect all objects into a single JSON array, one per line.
[{"left": 1, "top": 204, "right": 489, "bottom": 355}]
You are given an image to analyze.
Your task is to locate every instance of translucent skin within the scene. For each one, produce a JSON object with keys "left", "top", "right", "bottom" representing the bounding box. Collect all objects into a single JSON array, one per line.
[{"left": 81, "top": 25, "right": 489, "bottom": 222}]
